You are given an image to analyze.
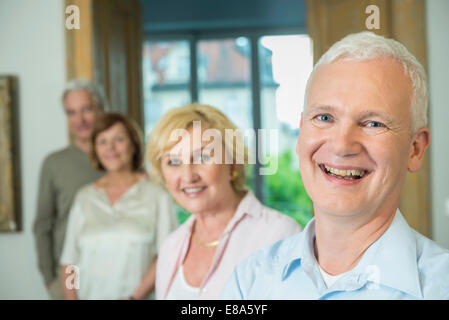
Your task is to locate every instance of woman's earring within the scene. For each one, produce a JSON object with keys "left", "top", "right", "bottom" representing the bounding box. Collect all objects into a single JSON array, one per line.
[{"left": 231, "top": 170, "right": 238, "bottom": 180}]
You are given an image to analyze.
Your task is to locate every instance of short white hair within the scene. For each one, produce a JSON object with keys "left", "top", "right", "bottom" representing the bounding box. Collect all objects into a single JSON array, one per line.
[
  {"left": 62, "top": 79, "right": 110, "bottom": 111},
  {"left": 305, "top": 31, "right": 428, "bottom": 134}
]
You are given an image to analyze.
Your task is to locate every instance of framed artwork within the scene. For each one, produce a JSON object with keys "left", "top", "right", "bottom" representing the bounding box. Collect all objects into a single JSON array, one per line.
[{"left": 0, "top": 76, "right": 21, "bottom": 232}]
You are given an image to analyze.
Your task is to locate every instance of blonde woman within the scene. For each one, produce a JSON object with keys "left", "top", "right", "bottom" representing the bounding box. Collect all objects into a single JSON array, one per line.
[
  {"left": 147, "top": 103, "right": 301, "bottom": 299},
  {"left": 60, "top": 113, "right": 178, "bottom": 299}
]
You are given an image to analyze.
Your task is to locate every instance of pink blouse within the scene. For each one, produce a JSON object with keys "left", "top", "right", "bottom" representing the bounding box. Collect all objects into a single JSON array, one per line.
[{"left": 156, "top": 191, "right": 302, "bottom": 299}]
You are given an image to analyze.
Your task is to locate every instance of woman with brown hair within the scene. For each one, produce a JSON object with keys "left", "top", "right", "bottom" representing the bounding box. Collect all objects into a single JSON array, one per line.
[{"left": 60, "top": 113, "right": 178, "bottom": 300}]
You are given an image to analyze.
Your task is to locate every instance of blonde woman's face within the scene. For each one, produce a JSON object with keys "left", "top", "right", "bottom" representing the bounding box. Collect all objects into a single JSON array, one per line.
[{"left": 160, "top": 127, "right": 235, "bottom": 215}]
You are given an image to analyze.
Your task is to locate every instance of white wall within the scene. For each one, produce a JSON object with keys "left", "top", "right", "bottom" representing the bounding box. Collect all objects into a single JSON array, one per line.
[
  {"left": 0, "top": 0, "right": 67, "bottom": 299},
  {"left": 427, "top": 0, "right": 449, "bottom": 249}
]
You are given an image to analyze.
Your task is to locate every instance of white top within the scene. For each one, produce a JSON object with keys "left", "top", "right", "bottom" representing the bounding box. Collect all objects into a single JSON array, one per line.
[
  {"left": 165, "top": 265, "right": 200, "bottom": 300},
  {"left": 60, "top": 177, "right": 178, "bottom": 300},
  {"left": 318, "top": 264, "right": 347, "bottom": 288}
]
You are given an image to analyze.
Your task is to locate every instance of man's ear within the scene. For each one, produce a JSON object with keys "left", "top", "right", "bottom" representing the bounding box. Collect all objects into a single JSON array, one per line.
[{"left": 408, "top": 127, "right": 430, "bottom": 172}]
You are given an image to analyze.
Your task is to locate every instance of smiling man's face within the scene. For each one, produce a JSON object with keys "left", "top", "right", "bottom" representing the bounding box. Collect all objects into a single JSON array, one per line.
[{"left": 297, "top": 57, "right": 418, "bottom": 219}]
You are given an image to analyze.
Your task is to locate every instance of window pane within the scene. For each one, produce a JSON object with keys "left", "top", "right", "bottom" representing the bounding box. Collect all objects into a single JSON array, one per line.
[
  {"left": 142, "top": 40, "right": 191, "bottom": 137},
  {"left": 197, "top": 37, "right": 256, "bottom": 193},
  {"left": 259, "top": 35, "right": 314, "bottom": 228},
  {"left": 197, "top": 37, "right": 253, "bottom": 132}
]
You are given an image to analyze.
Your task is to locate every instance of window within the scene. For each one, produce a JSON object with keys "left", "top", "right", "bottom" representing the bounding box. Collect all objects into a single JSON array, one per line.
[
  {"left": 142, "top": 40, "right": 190, "bottom": 137},
  {"left": 197, "top": 38, "right": 253, "bottom": 132},
  {"left": 142, "top": 32, "right": 313, "bottom": 227},
  {"left": 259, "top": 35, "right": 314, "bottom": 227}
]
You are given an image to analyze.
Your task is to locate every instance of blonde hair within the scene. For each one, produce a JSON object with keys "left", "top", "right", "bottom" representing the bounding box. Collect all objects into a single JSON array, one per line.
[{"left": 147, "top": 103, "right": 248, "bottom": 195}]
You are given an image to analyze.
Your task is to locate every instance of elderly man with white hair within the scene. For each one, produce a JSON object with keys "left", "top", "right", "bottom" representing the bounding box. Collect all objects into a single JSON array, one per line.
[
  {"left": 33, "top": 79, "right": 108, "bottom": 299},
  {"left": 221, "top": 32, "right": 449, "bottom": 299}
]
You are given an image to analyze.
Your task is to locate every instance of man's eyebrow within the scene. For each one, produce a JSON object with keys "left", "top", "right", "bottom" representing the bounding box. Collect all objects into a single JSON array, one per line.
[{"left": 306, "top": 105, "right": 336, "bottom": 115}]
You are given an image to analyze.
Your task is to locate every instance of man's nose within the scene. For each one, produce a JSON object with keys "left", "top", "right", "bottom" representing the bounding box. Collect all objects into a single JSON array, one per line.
[
  {"left": 329, "top": 123, "right": 363, "bottom": 157},
  {"left": 71, "top": 112, "right": 84, "bottom": 125},
  {"left": 79, "top": 112, "right": 89, "bottom": 125}
]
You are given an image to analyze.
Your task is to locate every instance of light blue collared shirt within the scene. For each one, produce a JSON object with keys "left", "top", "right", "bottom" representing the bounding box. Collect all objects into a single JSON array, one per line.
[{"left": 221, "top": 210, "right": 449, "bottom": 299}]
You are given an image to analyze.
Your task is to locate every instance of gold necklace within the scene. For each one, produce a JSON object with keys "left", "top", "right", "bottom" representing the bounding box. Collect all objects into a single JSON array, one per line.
[{"left": 193, "top": 236, "right": 220, "bottom": 248}]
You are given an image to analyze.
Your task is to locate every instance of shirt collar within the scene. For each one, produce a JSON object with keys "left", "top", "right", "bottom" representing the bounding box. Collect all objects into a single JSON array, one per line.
[
  {"left": 353, "top": 209, "right": 423, "bottom": 298},
  {"left": 221, "top": 190, "right": 263, "bottom": 235},
  {"left": 281, "top": 217, "right": 316, "bottom": 279},
  {"left": 179, "top": 190, "right": 262, "bottom": 236},
  {"left": 173, "top": 190, "right": 264, "bottom": 289},
  {"left": 281, "top": 209, "right": 423, "bottom": 298},
  {"left": 234, "top": 190, "right": 264, "bottom": 218}
]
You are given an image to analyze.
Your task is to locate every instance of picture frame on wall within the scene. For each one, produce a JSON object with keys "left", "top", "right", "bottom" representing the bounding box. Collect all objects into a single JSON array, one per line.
[{"left": 0, "top": 76, "right": 22, "bottom": 232}]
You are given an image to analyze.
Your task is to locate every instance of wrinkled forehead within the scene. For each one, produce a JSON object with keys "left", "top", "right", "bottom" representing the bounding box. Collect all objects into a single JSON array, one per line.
[
  {"left": 65, "top": 88, "right": 92, "bottom": 101},
  {"left": 64, "top": 89, "right": 97, "bottom": 109},
  {"left": 304, "top": 58, "right": 413, "bottom": 115}
]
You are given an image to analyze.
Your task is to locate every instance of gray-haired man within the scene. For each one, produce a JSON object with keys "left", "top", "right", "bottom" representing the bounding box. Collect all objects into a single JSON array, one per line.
[
  {"left": 221, "top": 32, "right": 449, "bottom": 299},
  {"left": 33, "top": 79, "right": 107, "bottom": 299}
]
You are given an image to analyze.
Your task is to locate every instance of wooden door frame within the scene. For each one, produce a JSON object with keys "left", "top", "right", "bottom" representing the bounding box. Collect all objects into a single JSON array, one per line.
[{"left": 64, "top": 0, "right": 144, "bottom": 130}]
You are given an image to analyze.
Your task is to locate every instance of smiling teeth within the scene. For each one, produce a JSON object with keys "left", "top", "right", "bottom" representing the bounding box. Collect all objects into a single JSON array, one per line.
[
  {"left": 184, "top": 187, "right": 205, "bottom": 193},
  {"left": 324, "top": 165, "right": 365, "bottom": 178}
]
